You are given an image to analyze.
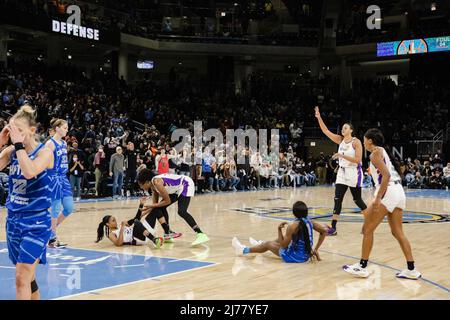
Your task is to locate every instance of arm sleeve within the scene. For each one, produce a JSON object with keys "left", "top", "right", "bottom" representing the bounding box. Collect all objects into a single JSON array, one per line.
[{"left": 127, "top": 204, "right": 144, "bottom": 225}]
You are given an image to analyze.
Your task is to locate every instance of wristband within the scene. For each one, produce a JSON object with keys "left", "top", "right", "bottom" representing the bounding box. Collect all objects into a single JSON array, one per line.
[{"left": 14, "top": 142, "right": 25, "bottom": 151}]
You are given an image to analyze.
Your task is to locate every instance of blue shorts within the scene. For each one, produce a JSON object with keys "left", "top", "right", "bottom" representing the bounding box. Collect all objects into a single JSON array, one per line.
[
  {"left": 279, "top": 248, "right": 309, "bottom": 263},
  {"left": 51, "top": 175, "right": 73, "bottom": 200},
  {"left": 6, "top": 210, "right": 52, "bottom": 265},
  {"left": 61, "top": 176, "right": 73, "bottom": 197}
]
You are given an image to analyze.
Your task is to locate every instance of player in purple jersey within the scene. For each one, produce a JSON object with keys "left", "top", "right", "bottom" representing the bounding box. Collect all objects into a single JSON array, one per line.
[
  {"left": 0, "top": 105, "right": 54, "bottom": 300},
  {"left": 137, "top": 169, "right": 209, "bottom": 246}
]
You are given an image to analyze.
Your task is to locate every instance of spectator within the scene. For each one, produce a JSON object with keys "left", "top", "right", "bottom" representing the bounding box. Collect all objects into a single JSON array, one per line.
[
  {"left": 94, "top": 146, "right": 106, "bottom": 197},
  {"left": 443, "top": 163, "right": 450, "bottom": 187},
  {"left": 431, "top": 152, "right": 443, "bottom": 170},
  {"left": 178, "top": 147, "right": 191, "bottom": 177},
  {"left": 279, "top": 152, "right": 290, "bottom": 187},
  {"left": 68, "top": 142, "right": 85, "bottom": 165},
  {"left": 0, "top": 171, "right": 8, "bottom": 205},
  {"left": 250, "top": 151, "right": 262, "bottom": 189},
  {"left": 408, "top": 172, "right": 424, "bottom": 189},
  {"left": 202, "top": 147, "right": 216, "bottom": 192},
  {"left": 428, "top": 170, "right": 445, "bottom": 189},
  {"left": 316, "top": 152, "right": 327, "bottom": 185},
  {"left": 155, "top": 147, "right": 170, "bottom": 175},
  {"left": 124, "top": 142, "right": 139, "bottom": 196},
  {"left": 110, "top": 146, "right": 125, "bottom": 199},
  {"left": 69, "top": 154, "right": 84, "bottom": 201}
]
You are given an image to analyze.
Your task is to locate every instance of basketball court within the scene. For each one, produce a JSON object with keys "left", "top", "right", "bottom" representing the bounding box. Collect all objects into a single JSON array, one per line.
[{"left": 1, "top": 187, "right": 448, "bottom": 300}]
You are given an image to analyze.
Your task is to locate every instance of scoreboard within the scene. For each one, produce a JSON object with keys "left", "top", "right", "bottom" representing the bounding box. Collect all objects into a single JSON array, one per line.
[{"left": 377, "top": 36, "right": 450, "bottom": 57}]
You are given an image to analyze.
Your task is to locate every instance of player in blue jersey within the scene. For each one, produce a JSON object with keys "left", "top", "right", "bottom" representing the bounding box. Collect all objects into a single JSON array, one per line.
[
  {"left": 0, "top": 105, "right": 54, "bottom": 300},
  {"left": 45, "top": 118, "right": 74, "bottom": 248},
  {"left": 232, "top": 201, "right": 328, "bottom": 263}
]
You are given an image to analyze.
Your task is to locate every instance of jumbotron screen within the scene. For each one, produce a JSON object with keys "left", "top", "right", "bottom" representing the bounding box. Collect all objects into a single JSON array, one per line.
[{"left": 377, "top": 36, "right": 450, "bottom": 57}]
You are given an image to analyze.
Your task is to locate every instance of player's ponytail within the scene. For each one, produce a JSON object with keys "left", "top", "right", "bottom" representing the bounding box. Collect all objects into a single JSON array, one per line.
[
  {"left": 12, "top": 104, "right": 37, "bottom": 126},
  {"left": 364, "top": 128, "right": 402, "bottom": 176},
  {"left": 96, "top": 215, "right": 111, "bottom": 243},
  {"left": 384, "top": 145, "right": 403, "bottom": 177},
  {"left": 50, "top": 118, "right": 67, "bottom": 129},
  {"left": 292, "top": 201, "right": 312, "bottom": 259}
]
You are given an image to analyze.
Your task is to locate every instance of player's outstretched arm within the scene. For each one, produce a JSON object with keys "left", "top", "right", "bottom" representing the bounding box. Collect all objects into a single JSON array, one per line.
[{"left": 314, "top": 106, "right": 342, "bottom": 145}]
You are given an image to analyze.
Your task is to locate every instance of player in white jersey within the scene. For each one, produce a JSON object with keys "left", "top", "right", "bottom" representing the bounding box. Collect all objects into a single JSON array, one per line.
[
  {"left": 315, "top": 106, "right": 367, "bottom": 235},
  {"left": 137, "top": 169, "right": 209, "bottom": 246},
  {"left": 95, "top": 197, "right": 166, "bottom": 248},
  {"left": 343, "top": 128, "right": 421, "bottom": 280}
]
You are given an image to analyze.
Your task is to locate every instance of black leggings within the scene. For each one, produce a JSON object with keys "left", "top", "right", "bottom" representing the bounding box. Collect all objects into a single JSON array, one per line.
[
  {"left": 333, "top": 183, "right": 367, "bottom": 215},
  {"left": 132, "top": 220, "right": 151, "bottom": 242},
  {"left": 145, "top": 194, "right": 199, "bottom": 231}
]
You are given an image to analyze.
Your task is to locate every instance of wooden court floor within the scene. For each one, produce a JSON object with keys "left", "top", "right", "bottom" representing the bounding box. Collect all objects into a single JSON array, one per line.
[{"left": 1, "top": 187, "right": 449, "bottom": 300}]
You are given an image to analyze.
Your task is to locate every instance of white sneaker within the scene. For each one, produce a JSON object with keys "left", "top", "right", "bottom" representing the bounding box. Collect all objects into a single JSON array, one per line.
[
  {"left": 232, "top": 237, "right": 245, "bottom": 256},
  {"left": 396, "top": 269, "right": 422, "bottom": 280},
  {"left": 249, "top": 237, "right": 263, "bottom": 246},
  {"left": 343, "top": 262, "right": 371, "bottom": 278}
]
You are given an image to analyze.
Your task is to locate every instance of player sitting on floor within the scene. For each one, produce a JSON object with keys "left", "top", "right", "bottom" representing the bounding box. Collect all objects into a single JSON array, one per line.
[
  {"left": 95, "top": 198, "right": 171, "bottom": 248},
  {"left": 232, "top": 201, "right": 328, "bottom": 262}
]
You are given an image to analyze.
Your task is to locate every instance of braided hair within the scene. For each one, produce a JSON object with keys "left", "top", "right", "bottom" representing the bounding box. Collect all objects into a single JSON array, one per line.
[
  {"left": 291, "top": 201, "right": 312, "bottom": 260},
  {"left": 96, "top": 215, "right": 112, "bottom": 243}
]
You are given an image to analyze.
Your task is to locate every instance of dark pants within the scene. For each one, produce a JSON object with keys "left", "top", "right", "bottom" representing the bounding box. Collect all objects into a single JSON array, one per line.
[
  {"left": 125, "top": 170, "right": 137, "bottom": 194},
  {"left": 333, "top": 184, "right": 367, "bottom": 215},
  {"left": 145, "top": 194, "right": 199, "bottom": 232},
  {"left": 70, "top": 175, "right": 82, "bottom": 198}
]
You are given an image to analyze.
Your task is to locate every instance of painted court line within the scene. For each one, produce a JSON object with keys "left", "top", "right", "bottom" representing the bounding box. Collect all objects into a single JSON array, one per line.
[
  {"left": 54, "top": 263, "right": 218, "bottom": 300},
  {"left": 113, "top": 264, "right": 145, "bottom": 268},
  {"left": 65, "top": 244, "right": 218, "bottom": 265},
  {"left": 321, "top": 249, "right": 450, "bottom": 294}
]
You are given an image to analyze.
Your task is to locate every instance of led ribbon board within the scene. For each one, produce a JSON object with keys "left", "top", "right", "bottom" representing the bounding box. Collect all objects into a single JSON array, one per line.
[{"left": 377, "top": 36, "right": 450, "bottom": 57}]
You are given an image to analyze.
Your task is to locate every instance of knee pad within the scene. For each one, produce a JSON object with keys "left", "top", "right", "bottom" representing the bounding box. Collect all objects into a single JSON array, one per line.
[
  {"left": 50, "top": 200, "right": 62, "bottom": 219},
  {"left": 31, "top": 280, "right": 38, "bottom": 294},
  {"left": 62, "top": 196, "right": 74, "bottom": 217},
  {"left": 333, "top": 197, "right": 343, "bottom": 215}
]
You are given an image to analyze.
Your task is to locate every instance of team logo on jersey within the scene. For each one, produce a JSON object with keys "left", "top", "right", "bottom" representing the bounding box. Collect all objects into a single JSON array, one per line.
[{"left": 233, "top": 206, "right": 450, "bottom": 224}]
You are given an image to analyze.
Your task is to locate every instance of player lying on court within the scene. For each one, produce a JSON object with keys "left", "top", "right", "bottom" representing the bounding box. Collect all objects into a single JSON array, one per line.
[
  {"left": 95, "top": 197, "right": 179, "bottom": 248},
  {"left": 232, "top": 201, "right": 328, "bottom": 262}
]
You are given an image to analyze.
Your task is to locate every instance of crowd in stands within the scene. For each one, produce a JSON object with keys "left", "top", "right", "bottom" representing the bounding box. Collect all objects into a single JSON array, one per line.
[
  {"left": 0, "top": 59, "right": 448, "bottom": 201},
  {"left": 1, "top": 0, "right": 321, "bottom": 46},
  {"left": 337, "top": 0, "right": 450, "bottom": 45}
]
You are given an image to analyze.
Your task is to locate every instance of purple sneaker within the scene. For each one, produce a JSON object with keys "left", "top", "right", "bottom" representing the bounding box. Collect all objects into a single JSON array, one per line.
[{"left": 327, "top": 226, "right": 337, "bottom": 236}]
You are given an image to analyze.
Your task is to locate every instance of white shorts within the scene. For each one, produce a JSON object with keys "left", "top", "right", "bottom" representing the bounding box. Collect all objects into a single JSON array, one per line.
[
  {"left": 336, "top": 166, "right": 363, "bottom": 188},
  {"left": 374, "top": 183, "right": 406, "bottom": 213},
  {"left": 179, "top": 176, "right": 195, "bottom": 197}
]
